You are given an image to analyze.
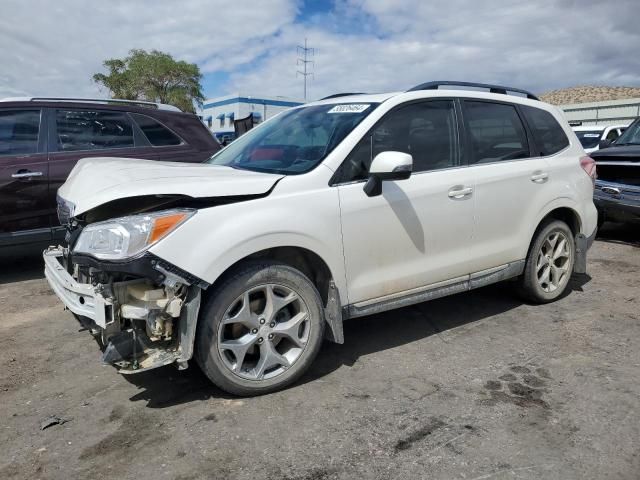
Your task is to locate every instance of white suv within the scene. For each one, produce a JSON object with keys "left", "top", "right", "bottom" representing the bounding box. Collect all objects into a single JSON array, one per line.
[{"left": 45, "top": 81, "right": 598, "bottom": 396}]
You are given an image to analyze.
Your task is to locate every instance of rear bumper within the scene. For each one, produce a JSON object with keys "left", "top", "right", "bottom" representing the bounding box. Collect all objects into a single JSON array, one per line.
[{"left": 594, "top": 180, "right": 640, "bottom": 224}]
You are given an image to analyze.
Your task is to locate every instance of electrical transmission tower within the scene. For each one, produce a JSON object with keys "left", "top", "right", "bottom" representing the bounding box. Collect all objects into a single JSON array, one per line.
[{"left": 297, "top": 38, "right": 314, "bottom": 100}]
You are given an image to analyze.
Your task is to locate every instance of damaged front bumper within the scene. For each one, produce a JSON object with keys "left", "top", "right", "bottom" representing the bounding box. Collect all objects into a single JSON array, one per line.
[{"left": 44, "top": 247, "right": 203, "bottom": 373}]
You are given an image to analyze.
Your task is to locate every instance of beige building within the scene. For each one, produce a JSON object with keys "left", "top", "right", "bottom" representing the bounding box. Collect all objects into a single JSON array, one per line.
[{"left": 559, "top": 97, "right": 640, "bottom": 126}]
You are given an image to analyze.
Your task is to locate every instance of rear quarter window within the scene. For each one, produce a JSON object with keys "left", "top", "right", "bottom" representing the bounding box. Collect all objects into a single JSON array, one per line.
[
  {"left": 130, "top": 113, "right": 182, "bottom": 146},
  {"left": 521, "top": 106, "right": 569, "bottom": 156}
]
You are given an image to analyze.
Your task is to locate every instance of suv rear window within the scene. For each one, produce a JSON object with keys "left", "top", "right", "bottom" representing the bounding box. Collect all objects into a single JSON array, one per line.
[
  {"left": 56, "top": 110, "right": 134, "bottom": 152},
  {"left": 521, "top": 106, "right": 569, "bottom": 156},
  {"left": 130, "top": 113, "right": 182, "bottom": 146},
  {"left": 0, "top": 110, "right": 40, "bottom": 156},
  {"left": 463, "top": 101, "right": 529, "bottom": 164}
]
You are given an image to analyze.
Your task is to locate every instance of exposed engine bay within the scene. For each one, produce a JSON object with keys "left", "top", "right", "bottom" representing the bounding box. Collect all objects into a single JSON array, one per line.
[
  {"left": 46, "top": 245, "right": 205, "bottom": 373},
  {"left": 44, "top": 208, "right": 209, "bottom": 373}
]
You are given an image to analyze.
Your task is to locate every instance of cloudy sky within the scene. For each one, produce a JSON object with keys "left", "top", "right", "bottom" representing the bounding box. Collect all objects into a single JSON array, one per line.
[{"left": 1, "top": 0, "right": 639, "bottom": 101}]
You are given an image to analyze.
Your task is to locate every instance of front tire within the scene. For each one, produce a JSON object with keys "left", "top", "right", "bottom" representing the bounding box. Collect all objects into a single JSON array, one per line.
[
  {"left": 518, "top": 220, "right": 575, "bottom": 304},
  {"left": 195, "top": 260, "right": 325, "bottom": 396}
]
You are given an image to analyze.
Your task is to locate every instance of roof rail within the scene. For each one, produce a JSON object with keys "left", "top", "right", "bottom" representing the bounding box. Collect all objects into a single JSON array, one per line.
[
  {"left": 407, "top": 81, "right": 539, "bottom": 101},
  {"left": 320, "top": 92, "right": 367, "bottom": 100},
  {"left": 25, "top": 97, "right": 182, "bottom": 112}
]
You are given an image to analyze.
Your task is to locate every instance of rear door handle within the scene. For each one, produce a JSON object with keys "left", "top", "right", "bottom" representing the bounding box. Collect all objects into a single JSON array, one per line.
[
  {"left": 11, "top": 170, "right": 43, "bottom": 179},
  {"left": 531, "top": 172, "right": 548, "bottom": 183},
  {"left": 448, "top": 186, "right": 473, "bottom": 199}
]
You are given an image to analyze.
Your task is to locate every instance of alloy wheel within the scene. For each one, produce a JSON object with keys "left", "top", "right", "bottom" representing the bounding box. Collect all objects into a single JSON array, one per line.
[
  {"left": 217, "top": 283, "right": 310, "bottom": 380},
  {"left": 536, "top": 231, "right": 571, "bottom": 293}
]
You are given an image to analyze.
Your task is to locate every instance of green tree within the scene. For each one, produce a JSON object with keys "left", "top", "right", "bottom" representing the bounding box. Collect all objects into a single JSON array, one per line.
[{"left": 93, "top": 49, "right": 205, "bottom": 113}]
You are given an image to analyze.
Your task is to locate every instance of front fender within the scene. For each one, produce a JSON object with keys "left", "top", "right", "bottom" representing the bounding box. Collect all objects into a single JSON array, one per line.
[{"left": 148, "top": 188, "right": 348, "bottom": 302}]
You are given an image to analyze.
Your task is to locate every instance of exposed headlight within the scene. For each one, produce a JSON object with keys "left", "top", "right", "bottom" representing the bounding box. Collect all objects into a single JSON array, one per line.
[{"left": 73, "top": 209, "right": 195, "bottom": 260}]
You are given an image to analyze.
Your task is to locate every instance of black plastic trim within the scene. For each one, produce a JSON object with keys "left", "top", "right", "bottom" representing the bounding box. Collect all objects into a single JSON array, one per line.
[
  {"left": 320, "top": 93, "right": 367, "bottom": 100},
  {"left": 71, "top": 252, "right": 209, "bottom": 288},
  {"left": 408, "top": 81, "right": 539, "bottom": 100}
]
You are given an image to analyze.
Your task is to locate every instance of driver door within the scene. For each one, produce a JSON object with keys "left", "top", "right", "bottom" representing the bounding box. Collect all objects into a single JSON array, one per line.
[{"left": 335, "top": 99, "right": 476, "bottom": 305}]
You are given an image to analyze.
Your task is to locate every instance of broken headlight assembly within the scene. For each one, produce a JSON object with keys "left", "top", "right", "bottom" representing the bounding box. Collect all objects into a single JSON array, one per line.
[{"left": 73, "top": 209, "right": 195, "bottom": 260}]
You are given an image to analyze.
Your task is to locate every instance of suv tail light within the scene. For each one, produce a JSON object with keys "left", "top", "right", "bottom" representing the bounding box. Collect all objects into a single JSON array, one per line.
[{"left": 580, "top": 155, "right": 596, "bottom": 186}]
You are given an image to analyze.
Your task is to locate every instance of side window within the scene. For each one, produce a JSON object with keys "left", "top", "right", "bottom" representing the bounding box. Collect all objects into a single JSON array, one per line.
[
  {"left": 520, "top": 105, "right": 569, "bottom": 156},
  {"left": 463, "top": 101, "right": 529, "bottom": 163},
  {"left": 56, "top": 110, "right": 134, "bottom": 152},
  {"left": 337, "top": 100, "right": 457, "bottom": 182},
  {"left": 0, "top": 110, "right": 40, "bottom": 156},
  {"left": 605, "top": 128, "right": 619, "bottom": 142},
  {"left": 130, "top": 113, "right": 182, "bottom": 146}
]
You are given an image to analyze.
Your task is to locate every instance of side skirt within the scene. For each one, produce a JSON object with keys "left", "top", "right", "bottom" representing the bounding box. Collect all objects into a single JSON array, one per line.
[{"left": 344, "top": 260, "right": 526, "bottom": 320}]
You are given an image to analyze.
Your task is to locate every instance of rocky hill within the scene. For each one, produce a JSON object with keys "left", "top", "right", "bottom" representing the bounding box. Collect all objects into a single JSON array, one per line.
[{"left": 539, "top": 86, "right": 640, "bottom": 106}]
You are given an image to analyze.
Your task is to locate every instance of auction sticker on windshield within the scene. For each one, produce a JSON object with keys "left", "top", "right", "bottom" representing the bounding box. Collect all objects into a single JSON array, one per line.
[{"left": 328, "top": 104, "right": 371, "bottom": 114}]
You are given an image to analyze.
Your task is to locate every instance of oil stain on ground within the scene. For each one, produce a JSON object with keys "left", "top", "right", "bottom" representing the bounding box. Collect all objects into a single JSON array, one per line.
[
  {"left": 479, "top": 364, "right": 550, "bottom": 410},
  {"left": 79, "top": 410, "right": 168, "bottom": 460},
  {"left": 394, "top": 417, "right": 447, "bottom": 452}
]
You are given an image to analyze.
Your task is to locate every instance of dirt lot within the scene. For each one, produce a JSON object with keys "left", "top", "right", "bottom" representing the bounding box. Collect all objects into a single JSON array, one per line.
[{"left": 0, "top": 225, "right": 638, "bottom": 480}]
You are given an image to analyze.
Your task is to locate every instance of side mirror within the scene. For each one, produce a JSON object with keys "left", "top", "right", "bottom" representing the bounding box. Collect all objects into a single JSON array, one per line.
[
  {"left": 363, "top": 151, "right": 413, "bottom": 197},
  {"left": 599, "top": 139, "right": 612, "bottom": 149}
]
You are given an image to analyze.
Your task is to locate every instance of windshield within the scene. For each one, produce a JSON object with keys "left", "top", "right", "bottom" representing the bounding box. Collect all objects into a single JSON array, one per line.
[
  {"left": 206, "top": 103, "right": 378, "bottom": 174},
  {"left": 614, "top": 119, "right": 640, "bottom": 145},
  {"left": 575, "top": 130, "right": 603, "bottom": 149}
]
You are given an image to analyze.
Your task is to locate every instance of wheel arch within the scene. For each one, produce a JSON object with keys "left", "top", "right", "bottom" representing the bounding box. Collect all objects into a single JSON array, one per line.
[
  {"left": 538, "top": 206, "right": 581, "bottom": 237},
  {"left": 201, "top": 244, "right": 345, "bottom": 344},
  {"left": 523, "top": 203, "right": 583, "bottom": 273},
  {"left": 206, "top": 246, "right": 333, "bottom": 305},
  {"left": 529, "top": 198, "right": 583, "bottom": 242}
]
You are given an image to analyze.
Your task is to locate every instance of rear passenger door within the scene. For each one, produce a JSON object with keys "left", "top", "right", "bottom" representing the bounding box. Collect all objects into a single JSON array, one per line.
[
  {"left": 0, "top": 108, "right": 50, "bottom": 244},
  {"left": 461, "top": 100, "right": 555, "bottom": 273}
]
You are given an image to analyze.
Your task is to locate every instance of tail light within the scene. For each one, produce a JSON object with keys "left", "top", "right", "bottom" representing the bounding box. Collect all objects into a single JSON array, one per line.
[{"left": 580, "top": 155, "right": 596, "bottom": 186}]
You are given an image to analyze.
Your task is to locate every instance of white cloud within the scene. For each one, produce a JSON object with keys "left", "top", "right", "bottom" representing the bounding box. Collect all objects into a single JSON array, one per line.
[
  {"left": 0, "top": 0, "right": 297, "bottom": 97},
  {"left": 1, "top": 0, "right": 639, "bottom": 101},
  {"left": 232, "top": 0, "right": 640, "bottom": 99}
]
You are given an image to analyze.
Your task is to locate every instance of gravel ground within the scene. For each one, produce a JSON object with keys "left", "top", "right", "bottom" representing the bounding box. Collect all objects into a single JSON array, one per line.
[{"left": 0, "top": 224, "right": 638, "bottom": 480}]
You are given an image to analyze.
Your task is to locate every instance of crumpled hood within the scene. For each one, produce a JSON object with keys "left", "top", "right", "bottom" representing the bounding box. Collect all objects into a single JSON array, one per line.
[{"left": 59, "top": 157, "right": 284, "bottom": 215}]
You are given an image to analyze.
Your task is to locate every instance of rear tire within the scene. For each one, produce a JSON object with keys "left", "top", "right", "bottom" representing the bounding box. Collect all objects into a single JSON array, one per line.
[
  {"left": 195, "top": 260, "right": 325, "bottom": 396},
  {"left": 518, "top": 220, "right": 575, "bottom": 304}
]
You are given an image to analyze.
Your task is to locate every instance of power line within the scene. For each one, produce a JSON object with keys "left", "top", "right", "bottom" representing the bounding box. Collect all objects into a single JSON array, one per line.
[{"left": 296, "top": 38, "right": 314, "bottom": 101}]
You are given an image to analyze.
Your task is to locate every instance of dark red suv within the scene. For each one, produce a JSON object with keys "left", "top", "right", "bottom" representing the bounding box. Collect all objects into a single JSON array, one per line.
[{"left": 0, "top": 98, "right": 220, "bottom": 254}]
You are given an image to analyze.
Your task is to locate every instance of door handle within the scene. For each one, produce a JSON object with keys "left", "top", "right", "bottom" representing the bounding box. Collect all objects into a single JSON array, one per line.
[
  {"left": 601, "top": 186, "right": 621, "bottom": 195},
  {"left": 530, "top": 172, "right": 548, "bottom": 183},
  {"left": 448, "top": 186, "right": 473, "bottom": 199},
  {"left": 11, "top": 170, "right": 43, "bottom": 179}
]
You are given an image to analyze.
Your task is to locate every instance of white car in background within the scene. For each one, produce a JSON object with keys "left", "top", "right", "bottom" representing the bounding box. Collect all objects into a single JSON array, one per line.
[
  {"left": 573, "top": 124, "right": 627, "bottom": 153},
  {"left": 45, "top": 81, "right": 598, "bottom": 396}
]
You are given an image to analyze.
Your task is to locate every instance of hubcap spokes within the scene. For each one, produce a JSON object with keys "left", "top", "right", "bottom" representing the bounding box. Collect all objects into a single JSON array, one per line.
[
  {"left": 218, "top": 284, "right": 310, "bottom": 380},
  {"left": 536, "top": 231, "right": 571, "bottom": 293}
]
